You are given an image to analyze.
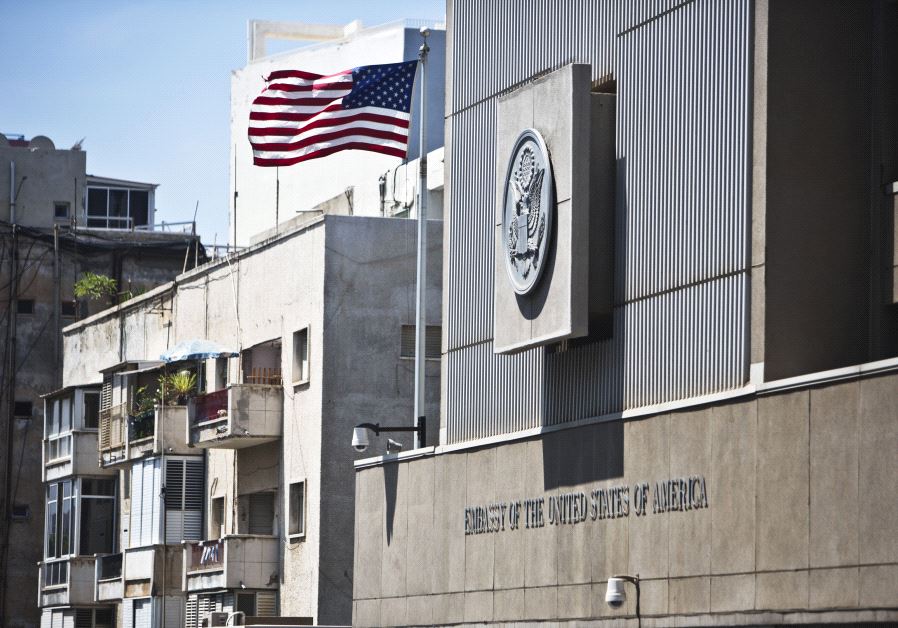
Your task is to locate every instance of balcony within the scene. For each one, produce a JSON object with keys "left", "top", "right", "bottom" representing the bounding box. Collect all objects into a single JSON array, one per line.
[
  {"left": 39, "top": 557, "right": 97, "bottom": 607},
  {"left": 94, "top": 554, "right": 123, "bottom": 602},
  {"left": 99, "top": 404, "right": 193, "bottom": 466},
  {"left": 187, "top": 384, "right": 283, "bottom": 449},
  {"left": 44, "top": 431, "right": 117, "bottom": 481},
  {"left": 183, "top": 536, "right": 278, "bottom": 593}
]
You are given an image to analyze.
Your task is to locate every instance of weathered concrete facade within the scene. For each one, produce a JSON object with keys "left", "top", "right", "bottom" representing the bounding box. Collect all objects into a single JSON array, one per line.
[
  {"left": 61, "top": 214, "right": 442, "bottom": 626},
  {"left": 0, "top": 134, "right": 202, "bottom": 628}
]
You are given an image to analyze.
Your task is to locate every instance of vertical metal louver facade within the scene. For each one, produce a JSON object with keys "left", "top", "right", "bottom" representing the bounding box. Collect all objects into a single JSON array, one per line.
[{"left": 444, "top": 0, "right": 751, "bottom": 443}]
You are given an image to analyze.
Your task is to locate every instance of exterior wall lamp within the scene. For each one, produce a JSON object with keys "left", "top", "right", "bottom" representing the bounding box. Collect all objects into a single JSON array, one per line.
[{"left": 351, "top": 417, "right": 426, "bottom": 453}]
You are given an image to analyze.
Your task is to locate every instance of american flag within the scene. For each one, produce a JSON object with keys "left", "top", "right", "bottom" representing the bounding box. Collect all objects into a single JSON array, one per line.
[{"left": 248, "top": 60, "right": 419, "bottom": 167}]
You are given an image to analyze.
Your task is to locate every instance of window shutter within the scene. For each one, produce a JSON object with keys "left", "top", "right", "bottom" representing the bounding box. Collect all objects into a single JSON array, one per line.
[
  {"left": 121, "top": 599, "right": 133, "bottom": 628},
  {"left": 165, "top": 458, "right": 204, "bottom": 543},
  {"left": 164, "top": 460, "right": 184, "bottom": 544},
  {"left": 74, "top": 610, "right": 91, "bottom": 628},
  {"left": 184, "top": 595, "right": 198, "bottom": 628},
  {"left": 184, "top": 460, "right": 204, "bottom": 540},
  {"left": 101, "top": 376, "right": 113, "bottom": 411},
  {"left": 255, "top": 591, "right": 277, "bottom": 617},
  {"left": 248, "top": 493, "right": 274, "bottom": 535},
  {"left": 129, "top": 464, "right": 143, "bottom": 547},
  {"left": 132, "top": 598, "right": 152, "bottom": 628},
  {"left": 163, "top": 596, "right": 182, "bottom": 628}
]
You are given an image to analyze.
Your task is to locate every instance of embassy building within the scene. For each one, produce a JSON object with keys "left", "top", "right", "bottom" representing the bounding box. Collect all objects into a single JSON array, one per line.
[{"left": 352, "top": 1, "right": 898, "bottom": 626}]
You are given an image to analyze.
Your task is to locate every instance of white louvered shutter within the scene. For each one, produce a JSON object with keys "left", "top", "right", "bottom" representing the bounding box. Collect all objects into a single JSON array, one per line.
[
  {"left": 184, "top": 595, "right": 198, "bottom": 628},
  {"left": 132, "top": 598, "right": 152, "bottom": 628},
  {"left": 163, "top": 596, "right": 183, "bottom": 628},
  {"left": 248, "top": 493, "right": 274, "bottom": 535},
  {"left": 165, "top": 458, "right": 204, "bottom": 543},
  {"left": 62, "top": 610, "right": 75, "bottom": 628},
  {"left": 122, "top": 599, "right": 133, "bottom": 628},
  {"left": 255, "top": 591, "right": 277, "bottom": 617},
  {"left": 131, "top": 458, "right": 162, "bottom": 547}
]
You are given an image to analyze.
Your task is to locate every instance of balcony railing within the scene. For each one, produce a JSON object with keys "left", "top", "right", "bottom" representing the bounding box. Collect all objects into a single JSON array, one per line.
[
  {"left": 244, "top": 367, "right": 283, "bottom": 386},
  {"left": 186, "top": 539, "right": 224, "bottom": 572},
  {"left": 192, "top": 389, "right": 228, "bottom": 426},
  {"left": 99, "top": 403, "right": 192, "bottom": 465},
  {"left": 187, "top": 384, "right": 283, "bottom": 449},
  {"left": 39, "top": 556, "right": 97, "bottom": 608},
  {"left": 183, "top": 536, "right": 278, "bottom": 593}
]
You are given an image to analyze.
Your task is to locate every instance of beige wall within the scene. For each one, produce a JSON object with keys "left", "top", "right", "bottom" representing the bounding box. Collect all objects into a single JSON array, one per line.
[{"left": 353, "top": 370, "right": 898, "bottom": 626}]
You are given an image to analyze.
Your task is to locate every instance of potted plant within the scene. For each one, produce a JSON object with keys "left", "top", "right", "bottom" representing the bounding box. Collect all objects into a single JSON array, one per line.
[{"left": 168, "top": 370, "right": 197, "bottom": 405}]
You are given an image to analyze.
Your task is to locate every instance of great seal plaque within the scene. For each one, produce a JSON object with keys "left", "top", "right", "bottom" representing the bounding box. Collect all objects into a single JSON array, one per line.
[{"left": 501, "top": 128, "right": 554, "bottom": 295}]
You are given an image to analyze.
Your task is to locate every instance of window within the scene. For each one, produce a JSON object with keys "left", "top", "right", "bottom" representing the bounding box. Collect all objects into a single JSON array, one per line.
[
  {"left": 86, "top": 186, "right": 151, "bottom": 229},
  {"left": 45, "top": 480, "right": 73, "bottom": 558},
  {"left": 46, "top": 395, "right": 73, "bottom": 461},
  {"left": 54, "top": 202, "right": 70, "bottom": 220},
  {"left": 288, "top": 481, "right": 305, "bottom": 538},
  {"left": 17, "top": 299, "right": 34, "bottom": 315},
  {"left": 211, "top": 496, "right": 225, "bottom": 539},
  {"left": 80, "top": 478, "right": 116, "bottom": 555},
  {"left": 236, "top": 593, "right": 256, "bottom": 617},
  {"left": 400, "top": 325, "right": 441, "bottom": 360},
  {"left": 61, "top": 300, "right": 77, "bottom": 318},
  {"left": 163, "top": 458, "right": 204, "bottom": 543},
  {"left": 292, "top": 328, "right": 309, "bottom": 384},
  {"left": 13, "top": 401, "right": 32, "bottom": 420},
  {"left": 11, "top": 503, "right": 30, "bottom": 521},
  {"left": 240, "top": 491, "right": 275, "bottom": 535},
  {"left": 82, "top": 391, "right": 100, "bottom": 429}
]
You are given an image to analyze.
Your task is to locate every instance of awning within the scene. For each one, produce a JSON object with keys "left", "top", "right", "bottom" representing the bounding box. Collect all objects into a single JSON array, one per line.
[
  {"left": 117, "top": 361, "right": 166, "bottom": 376},
  {"left": 160, "top": 340, "right": 239, "bottom": 363}
]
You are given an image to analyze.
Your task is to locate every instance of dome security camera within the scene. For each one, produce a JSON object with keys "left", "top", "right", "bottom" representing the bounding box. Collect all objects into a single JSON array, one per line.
[
  {"left": 605, "top": 577, "right": 627, "bottom": 608},
  {"left": 352, "top": 426, "right": 369, "bottom": 452},
  {"left": 420, "top": 26, "right": 431, "bottom": 37}
]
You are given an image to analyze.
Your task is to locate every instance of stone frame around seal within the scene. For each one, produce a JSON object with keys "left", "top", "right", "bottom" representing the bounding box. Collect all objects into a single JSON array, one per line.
[{"left": 500, "top": 127, "right": 555, "bottom": 296}]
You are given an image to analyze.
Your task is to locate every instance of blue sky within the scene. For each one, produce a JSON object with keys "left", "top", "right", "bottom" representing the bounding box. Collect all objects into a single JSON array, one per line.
[{"left": 0, "top": 0, "right": 445, "bottom": 244}]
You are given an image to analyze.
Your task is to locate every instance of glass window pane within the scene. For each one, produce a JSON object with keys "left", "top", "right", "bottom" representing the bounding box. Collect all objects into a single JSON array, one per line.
[
  {"left": 46, "top": 486, "right": 58, "bottom": 558},
  {"left": 83, "top": 392, "right": 100, "bottom": 429},
  {"left": 109, "top": 190, "right": 128, "bottom": 218},
  {"left": 87, "top": 188, "right": 107, "bottom": 217},
  {"left": 61, "top": 481, "right": 72, "bottom": 555},
  {"left": 289, "top": 482, "right": 304, "bottom": 536},
  {"left": 80, "top": 498, "right": 115, "bottom": 555},
  {"left": 129, "top": 190, "right": 149, "bottom": 227},
  {"left": 61, "top": 397, "right": 72, "bottom": 432}
]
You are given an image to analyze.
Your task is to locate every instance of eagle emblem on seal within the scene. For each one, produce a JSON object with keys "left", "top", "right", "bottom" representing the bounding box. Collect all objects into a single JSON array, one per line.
[{"left": 501, "top": 128, "right": 553, "bottom": 295}]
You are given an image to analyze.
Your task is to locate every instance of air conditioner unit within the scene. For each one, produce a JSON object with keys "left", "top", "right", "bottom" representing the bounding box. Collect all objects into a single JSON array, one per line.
[{"left": 208, "top": 612, "right": 229, "bottom": 627}]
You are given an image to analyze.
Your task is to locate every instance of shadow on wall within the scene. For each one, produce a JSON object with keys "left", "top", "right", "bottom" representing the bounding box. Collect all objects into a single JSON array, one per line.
[
  {"left": 540, "top": 153, "right": 628, "bottom": 489},
  {"left": 383, "top": 463, "right": 399, "bottom": 544}
]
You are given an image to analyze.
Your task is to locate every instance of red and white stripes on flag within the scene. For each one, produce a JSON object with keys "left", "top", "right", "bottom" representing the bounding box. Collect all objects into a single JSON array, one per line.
[{"left": 248, "top": 60, "right": 419, "bottom": 167}]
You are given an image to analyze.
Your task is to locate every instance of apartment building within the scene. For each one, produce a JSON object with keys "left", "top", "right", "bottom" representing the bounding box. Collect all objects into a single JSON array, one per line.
[
  {"left": 49, "top": 210, "right": 441, "bottom": 627},
  {"left": 0, "top": 133, "right": 204, "bottom": 628},
  {"left": 351, "top": 1, "right": 898, "bottom": 626}
]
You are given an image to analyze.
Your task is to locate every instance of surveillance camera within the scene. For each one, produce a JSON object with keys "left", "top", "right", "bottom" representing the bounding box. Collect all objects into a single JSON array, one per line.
[
  {"left": 605, "top": 577, "right": 626, "bottom": 608},
  {"left": 386, "top": 438, "right": 403, "bottom": 454},
  {"left": 352, "top": 426, "right": 369, "bottom": 452},
  {"left": 420, "top": 26, "right": 431, "bottom": 37}
]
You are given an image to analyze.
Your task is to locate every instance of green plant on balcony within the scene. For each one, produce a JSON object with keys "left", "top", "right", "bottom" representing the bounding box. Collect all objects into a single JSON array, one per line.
[
  {"left": 167, "top": 370, "right": 197, "bottom": 405},
  {"left": 133, "top": 385, "right": 157, "bottom": 414}
]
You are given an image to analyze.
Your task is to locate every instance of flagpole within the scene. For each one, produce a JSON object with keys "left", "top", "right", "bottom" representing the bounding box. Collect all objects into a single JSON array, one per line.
[{"left": 413, "top": 27, "right": 430, "bottom": 449}]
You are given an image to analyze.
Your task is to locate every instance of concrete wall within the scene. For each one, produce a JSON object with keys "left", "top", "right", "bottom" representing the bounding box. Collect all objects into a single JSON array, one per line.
[
  {"left": 316, "top": 217, "right": 442, "bottom": 624},
  {"left": 61, "top": 214, "right": 442, "bottom": 625},
  {"left": 229, "top": 21, "right": 446, "bottom": 246},
  {"left": 0, "top": 137, "right": 85, "bottom": 229},
  {"left": 353, "top": 369, "right": 898, "bottom": 626}
]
